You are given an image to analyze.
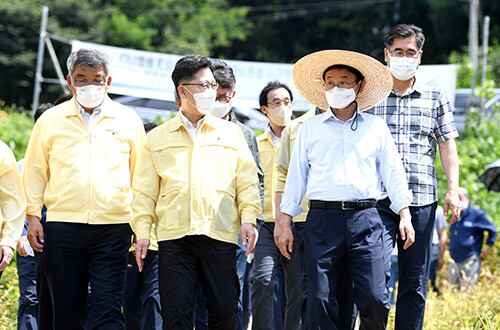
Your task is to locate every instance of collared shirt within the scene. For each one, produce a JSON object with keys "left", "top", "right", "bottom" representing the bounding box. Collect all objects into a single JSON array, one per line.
[
  {"left": 0, "top": 140, "right": 26, "bottom": 249},
  {"left": 23, "top": 96, "right": 145, "bottom": 224},
  {"left": 275, "top": 107, "right": 317, "bottom": 222},
  {"left": 257, "top": 127, "right": 280, "bottom": 222},
  {"left": 281, "top": 109, "right": 412, "bottom": 217},
  {"left": 76, "top": 100, "right": 102, "bottom": 129},
  {"left": 269, "top": 127, "right": 280, "bottom": 149},
  {"left": 131, "top": 113, "right": 261, "bottom": 245},
  {"left": 366, "top": 79, "right": 459, "bottom": 206},
  {"left": 179, "top": 109, "right": 205, "bottom": 140},
  {"left": 449, "top": 206, "right": 497, "bottom": 262}
]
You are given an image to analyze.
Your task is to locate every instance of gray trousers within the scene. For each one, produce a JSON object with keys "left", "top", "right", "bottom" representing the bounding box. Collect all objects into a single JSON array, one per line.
[
  {"left": 251, "top": 222, "right": 305, "bottom": 330},
  {"left": 447, "top": 255, "right": 481, "bottom": 290}
]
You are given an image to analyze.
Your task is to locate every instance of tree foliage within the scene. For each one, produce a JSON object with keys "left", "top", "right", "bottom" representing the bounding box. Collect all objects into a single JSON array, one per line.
[{"left": 0, "top": 0, "right": 251, "bottom": 109}]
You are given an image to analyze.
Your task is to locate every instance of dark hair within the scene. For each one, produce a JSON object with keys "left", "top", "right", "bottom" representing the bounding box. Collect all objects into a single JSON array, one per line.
[
  {"left": 144, "top": 122, "right": 158, "bottom": 133},
  {"left": 53, "top": 93, "right": 73, "bottom": 106},
  {"left": 322, "top": 64, "right": 365, "bottom": 83},
  {"left": 34, "top": 103, "right": 53, "bottom": 123},
  {"left": 259, "top": 81, "right": 293, "bottom": 107},
  {"left": 384, "top": 24, "right": 425, "bottom": 50},
  {"left": 210, "top": 58, "right": 236, "bottom": 91},
  {"left": 171, "top": 55, "right": 212, "bottom": 92}
]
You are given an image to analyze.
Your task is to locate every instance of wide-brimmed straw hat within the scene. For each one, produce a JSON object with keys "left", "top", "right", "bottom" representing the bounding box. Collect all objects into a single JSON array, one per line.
[{"left": 292, "top": 50, "right": 393, "bottom": 111}]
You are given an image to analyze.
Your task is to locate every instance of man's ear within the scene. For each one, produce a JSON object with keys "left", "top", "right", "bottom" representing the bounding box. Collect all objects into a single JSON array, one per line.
[
  {"left": 261, "top": 105, "right": 269, "bottom": 115},
  {"left": 384, "top": 48, "right": 390, "bottom": 65},
  {"left": 357, "top": 80, "right": 365, "bottom": 95},
  {"left": 177, "top": 85, "right": 186, "bottom": 99}
]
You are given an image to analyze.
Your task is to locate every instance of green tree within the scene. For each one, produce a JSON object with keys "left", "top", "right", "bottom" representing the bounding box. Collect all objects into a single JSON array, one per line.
[{"left": 0, "top": 0, "right": 252, "bottom": 109}]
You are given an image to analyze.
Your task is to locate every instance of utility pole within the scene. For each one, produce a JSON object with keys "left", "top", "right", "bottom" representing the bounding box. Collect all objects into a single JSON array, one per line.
[
  {"left": 480, "top": 15, "right": 490, "bottom": 113},
  {"left": 467, "top": 0, "right": 479, "bottom": 112},
  {"left": 32, "top": 6, "right": 49, "bottom": 113}
]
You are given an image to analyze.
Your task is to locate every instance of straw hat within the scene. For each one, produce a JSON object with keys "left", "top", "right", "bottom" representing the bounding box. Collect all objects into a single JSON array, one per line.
[{"left": 292, "top": 50, "right": 393, "bottom": 111}]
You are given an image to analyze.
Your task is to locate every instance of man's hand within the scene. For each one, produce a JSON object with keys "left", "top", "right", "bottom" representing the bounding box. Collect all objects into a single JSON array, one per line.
[
  {"left": 437, "top": 256, "right": 445, "bottom": 271},
  {"left": 275, "top": 213, "right": 293, "bottom": 260},
  {"left": 0, "top": 246, "right": 15, "bottom": 271},
  {"left": 16, "top": 236, "right": 29, "bottom": 257},
  {"left": 444, "top": 189, "right": 460, "bottom": 224},
  {"left": 240, "top": 223, "right": 257, "bottom": 256},
  {"left": 399, "top": 207, "right": 415, "bottom": 249},
  {"left": 480, "top": 245, "right": 491, "bottom": 259},
  {"left": 27, "top": 215, "right": 44, "bottom": 252},
  {"left": 135, "top": 239, "right": 150, "bottom": 272}
]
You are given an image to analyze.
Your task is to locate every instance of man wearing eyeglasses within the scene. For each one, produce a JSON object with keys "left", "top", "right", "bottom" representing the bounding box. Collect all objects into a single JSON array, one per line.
[
  {"left": 131, "top": 55, "right": 261, "bottom": 329},
  {"left": 366, "top": 24, "right": 460, "bottom": 330},
  {"left": 23, "top": 48, "right": 145, "bottom": 329},
  {"left": 251, "top": 81, "right": 305, "bottom": 330}
]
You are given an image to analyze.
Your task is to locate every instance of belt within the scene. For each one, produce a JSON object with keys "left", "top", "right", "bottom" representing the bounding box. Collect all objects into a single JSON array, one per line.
[{"left": 309, "top": 199, "right": 377, "bottom": 210}]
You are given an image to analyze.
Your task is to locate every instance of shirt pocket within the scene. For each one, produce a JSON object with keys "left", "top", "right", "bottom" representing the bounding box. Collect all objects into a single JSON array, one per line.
[
  {"left": 411, "top": 99, "right": 436, "bottom": 137},
  {"left": 158, "top": 182, "right": 184, "bottom": 229},
  {"left": 151, "top": 142, "right": 190, "bottom": 183}
]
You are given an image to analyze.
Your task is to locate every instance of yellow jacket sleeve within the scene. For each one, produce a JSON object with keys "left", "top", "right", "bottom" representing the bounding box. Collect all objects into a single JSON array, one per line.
[
  {"left": 131, "top": 133, "right": 160, "bottom": 241},
  {"left": 0, "top": 142, "right": 26, "bottom": 249},
  {"left": 275, "top": 124, "right": 292, "bottom": 193},
  {"left": 235, "top": 129, "right": 262, "bottom": 225},
  {"left": 22, "top": 117, "right": 49, "bottom": 219}
]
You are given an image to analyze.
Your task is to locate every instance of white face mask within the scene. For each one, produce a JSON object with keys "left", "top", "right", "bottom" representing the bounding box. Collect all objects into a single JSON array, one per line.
[
  {"left": 267, "top": 105, "right": 292, "bottom": 126},
  {"left": 325, "top": 85, "right": 358, "bottom": 110},
  {"left": 210, "top": 101, "right": 231, "bottom": 118},
  {"left": 460, "top": 200, "right": 469, "bottom": 211},
  {"left": 74, "top": 84, "right": 107, "bottom": 109},
  {"left": 184, "top": 87, "right": 216, "bottom": 114},
  {"left": 388, "top": 55, "right": 419, "bottom": 81}
]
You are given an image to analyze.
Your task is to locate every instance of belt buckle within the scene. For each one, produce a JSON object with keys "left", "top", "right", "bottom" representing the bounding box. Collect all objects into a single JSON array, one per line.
[{"left": 341, "top": 201, "right": 355, "bottom": 211}]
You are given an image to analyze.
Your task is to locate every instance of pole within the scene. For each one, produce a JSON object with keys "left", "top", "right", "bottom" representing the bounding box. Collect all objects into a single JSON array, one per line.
[
  {"left": 466, "top": 0, "right": 479, "bottom": 112},
  {"left": 480, "top": 15, "right": 490, "bottom": 113},
  {"left": 32, "top": 6, "right": 49, "bottom": 113}
]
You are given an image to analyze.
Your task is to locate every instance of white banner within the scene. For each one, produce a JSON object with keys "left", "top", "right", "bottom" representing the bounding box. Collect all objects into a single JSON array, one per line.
[{"left": 72, "top": 41, "right": 457, "bottom": 110}]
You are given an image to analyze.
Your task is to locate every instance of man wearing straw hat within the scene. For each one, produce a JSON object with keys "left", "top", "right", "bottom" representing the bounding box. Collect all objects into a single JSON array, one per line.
[
  {"left": 276, "top": 49, "right": 415, "bottom": 329},
  {"left": 366, "top": 24, "right": 460, "bottom": 330}
]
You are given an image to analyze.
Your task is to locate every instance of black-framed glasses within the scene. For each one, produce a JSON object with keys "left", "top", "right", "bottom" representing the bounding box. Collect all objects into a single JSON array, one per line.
[{"left": 182, "top": 81, "right": 219, "bottom": 90}]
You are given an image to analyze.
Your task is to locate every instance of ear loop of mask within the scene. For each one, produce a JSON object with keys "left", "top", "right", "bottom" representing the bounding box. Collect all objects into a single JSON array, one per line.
[{"left": 350, "top": 80, "right": 364, "bottom": 131}]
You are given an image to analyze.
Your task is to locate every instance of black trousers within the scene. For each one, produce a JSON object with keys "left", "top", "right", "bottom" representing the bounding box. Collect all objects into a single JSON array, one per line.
[
  {"left": 158, "top": 235, "right": 239, "bottom": 330},
  {"left": 44, "top": 222, "right": 132, "bottom": 330}
]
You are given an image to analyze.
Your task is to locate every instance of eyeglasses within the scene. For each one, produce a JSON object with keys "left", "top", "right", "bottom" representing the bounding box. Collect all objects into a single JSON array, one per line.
[
  {"left": 268, "top": 99, "right": 292, "bottom": 108},
  {"left": 388, "top": 49, "right": 421, "bottom": 58},
  {"left": 323, "top": 80, "right": 359, "bottom": 89},
  {"left": 182, "top": 81, "right": 219, "bottom": 90},
  {"left": 216, "top": 95, "right": 232, "bottom": 103},
  {"left": 72, "top": 77, "right": 107, "bottom": 87}
]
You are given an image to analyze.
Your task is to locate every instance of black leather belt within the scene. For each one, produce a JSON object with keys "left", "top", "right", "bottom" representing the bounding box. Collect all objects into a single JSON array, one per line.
[{"left": 309, "top": 199, "right": 377, "bottom": 210}]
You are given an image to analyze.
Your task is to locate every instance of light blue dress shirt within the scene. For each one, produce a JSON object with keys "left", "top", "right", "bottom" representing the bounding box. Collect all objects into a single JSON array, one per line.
[{"left": 281, "top": 109, "right": 412, "bottom": 217}]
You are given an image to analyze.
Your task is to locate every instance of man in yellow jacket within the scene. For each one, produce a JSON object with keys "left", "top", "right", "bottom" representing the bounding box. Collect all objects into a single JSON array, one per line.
[
  {"left": 23, "top": 48, "right": 145, "bottom": 329},
  {"left": 251, "top": 81, "right": 302, "bottom": 330},
  {"left": 0, "top": 140, "right": 25, "bottom": 279},
  {"left": 132, "top": 55, "right": 261, "bottom": 330}
]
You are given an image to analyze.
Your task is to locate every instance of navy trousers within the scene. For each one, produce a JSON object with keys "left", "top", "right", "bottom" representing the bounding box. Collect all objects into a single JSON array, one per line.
[
  {"left": 304, "top": 207, "right": 389, "bottom": 330},
  {"left": 123, "top": 251, "right": 162, "bottom": 330},
  {"left": 44, "top": 222, "right": 132, "bottom": 330},
  {"left": 377, "top": 198, "right": 437, "bottom": 330},
  {"left": 16, "top": 253, "right": 38, "bottom": 330},
  {"left": 159, "top": 235, "right": 239, "bottom": 330}
]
